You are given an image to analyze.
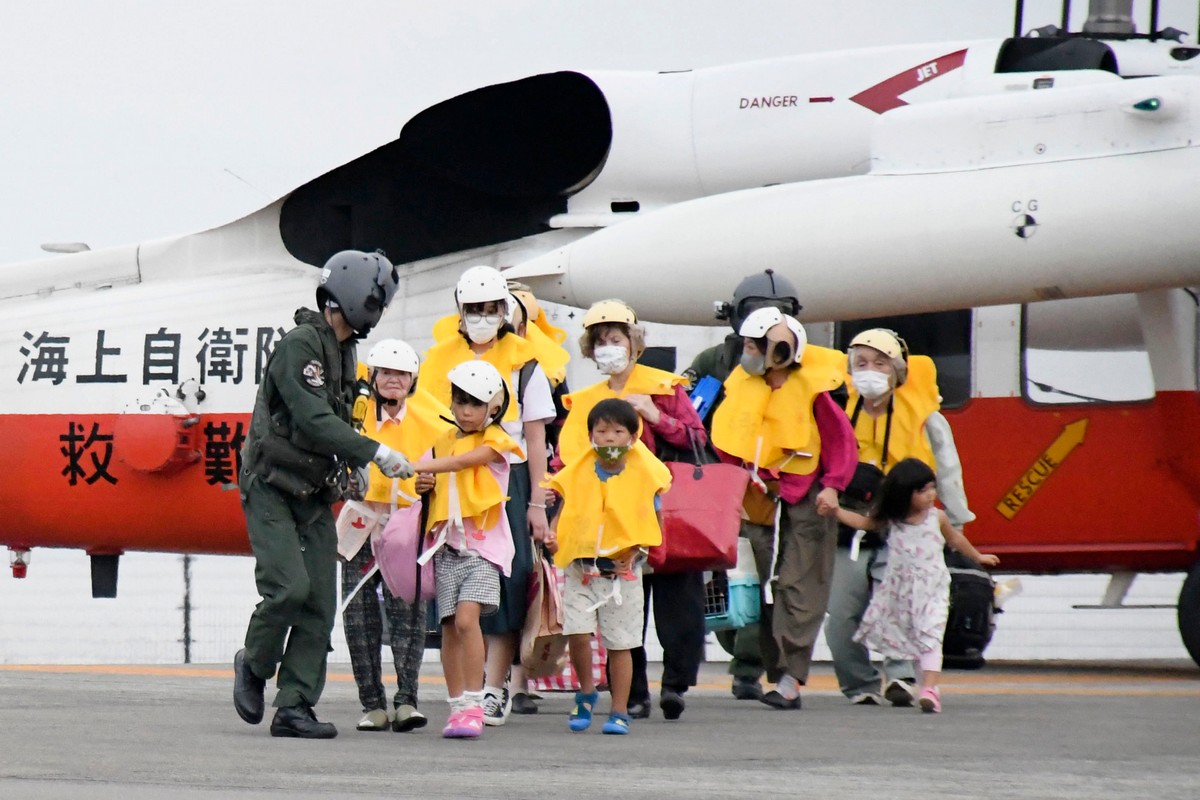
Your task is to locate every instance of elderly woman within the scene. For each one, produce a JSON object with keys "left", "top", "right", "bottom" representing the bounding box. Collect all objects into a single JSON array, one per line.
[
  {"left": 710, "top": 307, "right": 857, "bottom": 710},
  {"left": 553, "top": 299, "right": 708, "bottom": 721},
  {"left": 824, "top": 328, "right": 975, "bottom": 707},
  {"left": 339, "top": 339, "right": 451, "bottom": 733}
]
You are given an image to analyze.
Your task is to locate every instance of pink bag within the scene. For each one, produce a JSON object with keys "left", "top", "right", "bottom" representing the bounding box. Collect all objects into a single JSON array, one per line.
[{"left": 374, "top": 500, "right": 436, "bottom": 604}]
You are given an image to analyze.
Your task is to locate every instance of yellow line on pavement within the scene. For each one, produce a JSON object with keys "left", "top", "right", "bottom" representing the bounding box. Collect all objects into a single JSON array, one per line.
[{"left": 1, "top": 664, "right": 1196, "bottom": 697}]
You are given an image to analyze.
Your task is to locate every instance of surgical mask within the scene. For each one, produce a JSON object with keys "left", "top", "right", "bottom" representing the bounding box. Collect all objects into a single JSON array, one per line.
[
  {"left": 852, "top": 370, "right": 892, "bottom": 400},
  {"left": 464, "top": 318, "right": 499, "bottom": 344},
  {"left": 593, "top": 344, "right": 629, "bottom": 375},
  {"left": 740, "top": 352, "right": 767, "bottom": 376},
  {"left": 592, "top": 440, "right": 631, "bottom": 461}
]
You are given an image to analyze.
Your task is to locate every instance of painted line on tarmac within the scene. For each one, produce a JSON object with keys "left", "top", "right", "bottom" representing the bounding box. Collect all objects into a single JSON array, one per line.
[{"left": 1, "top": 665, "right": 1196, "bottom": 696}]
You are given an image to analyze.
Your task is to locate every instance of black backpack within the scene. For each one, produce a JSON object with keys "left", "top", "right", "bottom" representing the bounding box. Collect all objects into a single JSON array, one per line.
[{"left": 943, "top": 549, "right": 998, "bottom": 669}]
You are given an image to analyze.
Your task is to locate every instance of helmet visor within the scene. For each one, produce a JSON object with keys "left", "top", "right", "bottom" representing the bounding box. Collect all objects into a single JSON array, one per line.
[{"left": 739, "top": 296, "right": 800, "bottom": 319}]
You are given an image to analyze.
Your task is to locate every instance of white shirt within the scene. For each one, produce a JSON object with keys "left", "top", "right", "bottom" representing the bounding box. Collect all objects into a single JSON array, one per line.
[{"left": 503, "top": 362, "right": 555, "bottom": 465}]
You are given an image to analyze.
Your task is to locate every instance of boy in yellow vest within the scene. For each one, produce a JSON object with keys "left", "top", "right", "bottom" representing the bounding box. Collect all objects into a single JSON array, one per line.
[{"left": 547, "top": 398, "right": 672, "bottom": 735}]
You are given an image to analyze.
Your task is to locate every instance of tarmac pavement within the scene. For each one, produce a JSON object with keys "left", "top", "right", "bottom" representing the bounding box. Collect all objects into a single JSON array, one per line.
[{"left": 0, "top": 660, "right": 1197, "bottom": 799}]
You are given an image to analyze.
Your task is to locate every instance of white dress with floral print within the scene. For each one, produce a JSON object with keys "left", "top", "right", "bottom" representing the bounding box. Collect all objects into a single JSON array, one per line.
[{"left": 853, "top": 508, "right": 950, "bottom": 659}]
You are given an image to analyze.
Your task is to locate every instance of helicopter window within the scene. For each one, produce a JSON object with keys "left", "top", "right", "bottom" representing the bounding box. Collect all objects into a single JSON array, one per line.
[
  {"left": 835, "top": 310, "right": 971, "bottom": 409},
  {"left": 1021, "top": 298, "right": 1154, "bottom": 405}
]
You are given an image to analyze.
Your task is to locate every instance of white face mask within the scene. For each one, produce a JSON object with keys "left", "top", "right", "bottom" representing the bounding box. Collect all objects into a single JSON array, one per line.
[
  {"left": 464, "top": 318, "right": 499, "bottom": 344},
  {"left": 593, "top": 344, "right": 630, "bottom": 375},
  {"left": 851, "top": 370, "right": 892, "bottom": 401}
]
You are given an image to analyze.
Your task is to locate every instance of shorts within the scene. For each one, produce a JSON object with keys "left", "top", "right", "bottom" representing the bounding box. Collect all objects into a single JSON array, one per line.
[
  {"left": 435, "top": 547, "right": 500, "bottom": 623},
  {"left": 562, "top": 561, "right": 644, "bottom": 651}
]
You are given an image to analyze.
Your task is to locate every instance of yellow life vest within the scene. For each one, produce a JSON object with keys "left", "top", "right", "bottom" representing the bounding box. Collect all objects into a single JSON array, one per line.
[
  {"left": 432, "top": 312, "right": 568, "bottom": 387},
  {"left": 547, "top": 442, "right": 672, "bottom": 568},
  {"left": 844, "top": 354, "right": 940, "bottom": 472},
  {"left": 711, "top": 344, "right": 845, "bottom": 475},
  {"left": 558, "top": 364, "right": 685, "bottom": 466},
  {"left": 361, "top": 390, "right": 453, "bottom": 506},
  {"left": 419, "top": 332, "right": 534, "bottom": 423},
  {"left": 426, "top": 425, "right": 523, "bottom": 531}
]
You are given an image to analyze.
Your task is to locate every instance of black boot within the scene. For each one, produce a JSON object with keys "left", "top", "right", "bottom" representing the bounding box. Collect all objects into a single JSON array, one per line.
[
  {"left": 270, "top": 704, "right": 338, "bottom": 739},
  {"left": 659, "top": 688, "right": 686, "bottom": 720},
  {"left": 233, "top": 648, "right": 265, "bottom": 725}
]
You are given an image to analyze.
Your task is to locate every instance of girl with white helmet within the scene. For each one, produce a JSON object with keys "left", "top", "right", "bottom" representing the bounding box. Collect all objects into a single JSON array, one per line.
[
  {"left": 710, "top": 306, "right": 858, "bottom": 711},
  {"left": 420, "top": 265, "right": 559, "bottom": 724},
  {"left": 411, "top": 360, "right": 524, "bottom": 739},
  {"left": 554, "top": 298, "right": 708, "bottom": 722},
  {"left": 338, "top": 339, "right": 451, "bottom": 734},
  {"left": 823, "top": 328, "right": 976, "bottom": 712}
]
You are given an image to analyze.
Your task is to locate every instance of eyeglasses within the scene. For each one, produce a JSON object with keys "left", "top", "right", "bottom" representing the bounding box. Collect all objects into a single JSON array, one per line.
[{"left": 463, "top": 311, "right": 504, "bottom": 325}]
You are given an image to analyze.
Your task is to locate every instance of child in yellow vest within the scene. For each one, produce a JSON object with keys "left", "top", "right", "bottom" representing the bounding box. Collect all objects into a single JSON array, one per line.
[
  {"left": 547, "top": 398, "right": 672, "bottom": 735},
  {"left": 412, "top": 361, "right": 522, "bottom": 739}
]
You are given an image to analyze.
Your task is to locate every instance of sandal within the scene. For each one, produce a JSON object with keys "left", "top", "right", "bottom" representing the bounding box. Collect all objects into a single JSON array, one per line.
[
  {"left": 568, "top": 690, "right": 600, "bottom": 732},
  {"left": 601, "top": 712, "right": 630, "bottom": 735}
]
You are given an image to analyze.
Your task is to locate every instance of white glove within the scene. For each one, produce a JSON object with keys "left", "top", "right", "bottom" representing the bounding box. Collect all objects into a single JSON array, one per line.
[
  {"left": 372, "top": 444, "right": 414, "bottom": 479},
  {"left": 347, "top": 465, "right": 371, "bottom": 500}
]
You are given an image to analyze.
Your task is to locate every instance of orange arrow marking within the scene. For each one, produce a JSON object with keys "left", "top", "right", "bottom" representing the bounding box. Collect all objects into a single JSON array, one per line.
[{"left": 995, "top": 419, "right": 1088, "bottom": 520}]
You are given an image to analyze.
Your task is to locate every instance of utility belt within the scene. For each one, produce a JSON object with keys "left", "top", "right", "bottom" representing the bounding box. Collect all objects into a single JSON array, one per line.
[
  {"left": 253, "top": 434, "right": 345, "bottom": 502},
  {"left": 837, "top": 526, "right": 884, "bottom": 550}
]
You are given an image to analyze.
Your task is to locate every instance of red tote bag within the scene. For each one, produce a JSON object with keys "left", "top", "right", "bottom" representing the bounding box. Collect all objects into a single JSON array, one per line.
[{"left": 649, "top": 435, "right": 750, "bottom": 573}]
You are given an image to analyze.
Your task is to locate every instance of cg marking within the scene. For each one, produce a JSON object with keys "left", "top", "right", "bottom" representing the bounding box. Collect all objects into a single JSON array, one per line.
[
  {"left": 996, "top": 419, "right": 1088, "bottom": 520},
  {"left": 1011, "top": 199, "right": 1039, "bottom": 239}
]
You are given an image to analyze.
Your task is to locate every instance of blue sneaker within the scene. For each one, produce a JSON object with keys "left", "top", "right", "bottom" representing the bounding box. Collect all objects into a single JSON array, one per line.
[
  {"left": 568, "top": 690, "right": 599, "bottom": 732},
  {"left": 601, "top": 712, "right": 630, "bottom": 735}
]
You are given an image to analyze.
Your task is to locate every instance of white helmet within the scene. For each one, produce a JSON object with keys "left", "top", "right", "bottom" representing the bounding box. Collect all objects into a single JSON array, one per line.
[
  {"left": 455, "top": 266, "right": 511, "bottom": 310},
  {"left": 367, "top": 339, "right": 420, "bottom": 373},
  {"left": 447, "top": 360, "right": 510, "bottom": 422},
  {"left": 739, "top": 307, "right": 807, "bottom": 366}
]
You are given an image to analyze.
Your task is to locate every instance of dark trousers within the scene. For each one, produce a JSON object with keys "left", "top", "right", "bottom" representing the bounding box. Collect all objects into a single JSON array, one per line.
[
  {"left": 480, "top": 461, "right": 532, "bottom": 638},
  {"left": 341, "top": 544, "right": 427, "bottom": 711},
  {"left": 241, "top": 475, "right": 337, "bottom": 709},
  {"left": 621, "top": 570, "right": 707, "bottom": 701}
]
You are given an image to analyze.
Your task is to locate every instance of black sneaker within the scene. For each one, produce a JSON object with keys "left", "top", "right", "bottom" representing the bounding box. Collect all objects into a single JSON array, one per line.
[
  {"left": 482, "top": 688, "right": 508, "bottom": 727},
  {"left": 233, "top": 648, "right": 265, "bottom": 725},
  {"left": 884, "top": 679, "right": 917, "bottom": 708},
  {"left": 627, "top": 699, "right": 651, "bottom": 719},
  {"left": 270, "top": 704, "right": 337, "bottom": 739},
  {"left": 660, "top": 688, "right": 685, "bottom": 720},
  {"left": 731, "top": 676, "right": 764, "bottom": 701},
  {"left": 510, "top": 692, "right": 539, "bottom": 715}
]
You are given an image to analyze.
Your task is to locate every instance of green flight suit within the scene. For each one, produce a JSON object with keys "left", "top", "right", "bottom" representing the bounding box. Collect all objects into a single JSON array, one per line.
[
  {"left": 238, "top": 308, "right": 379, "bottom": 709},
  {"left": 687, "top": 334, "right": 767, "bottom": 681}
]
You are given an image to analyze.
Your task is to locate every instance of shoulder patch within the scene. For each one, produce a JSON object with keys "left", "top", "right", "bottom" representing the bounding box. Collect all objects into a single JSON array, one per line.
[{"left": 302, "top": 360, "right": 325, "bottom": 388}]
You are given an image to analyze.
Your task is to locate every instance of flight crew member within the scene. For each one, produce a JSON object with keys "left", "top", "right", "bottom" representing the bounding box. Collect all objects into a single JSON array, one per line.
[
  {"left": 233, "top": 249, "right": 415, "bottom": 739},
  {"left": 711, "top": 307, "right": 856, "bottom": 710},
  {"left": 682, "top": 269, "right": 802, "bottom": 702},
  {"left": 824, "top": 328, "right": 975, "bottom": 706}
]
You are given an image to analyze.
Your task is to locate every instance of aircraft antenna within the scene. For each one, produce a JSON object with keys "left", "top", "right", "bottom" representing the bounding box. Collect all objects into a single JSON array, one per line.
[
  {"left": 1062, "top": 0, "right": 1072, "bottom": 33},
  {"left": 1014, "top": 0, "right": 1025, "bottom": 37},
  {"left": 1150, "top": 0, "right": 1160, "bottom": 40}
]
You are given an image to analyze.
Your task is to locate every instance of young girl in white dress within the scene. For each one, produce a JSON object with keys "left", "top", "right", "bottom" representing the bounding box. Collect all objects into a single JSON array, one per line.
[{"left": 828, "top": 458, "right": 998, "bottom": 713}]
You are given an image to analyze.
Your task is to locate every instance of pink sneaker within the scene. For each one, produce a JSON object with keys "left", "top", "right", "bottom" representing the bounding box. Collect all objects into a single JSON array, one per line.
[
  {"left": 918, "top": 687, "right": 941, "bottom": 714},
  {"left": 443, "top": 706, "right": 484, "bottom": 738}
]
